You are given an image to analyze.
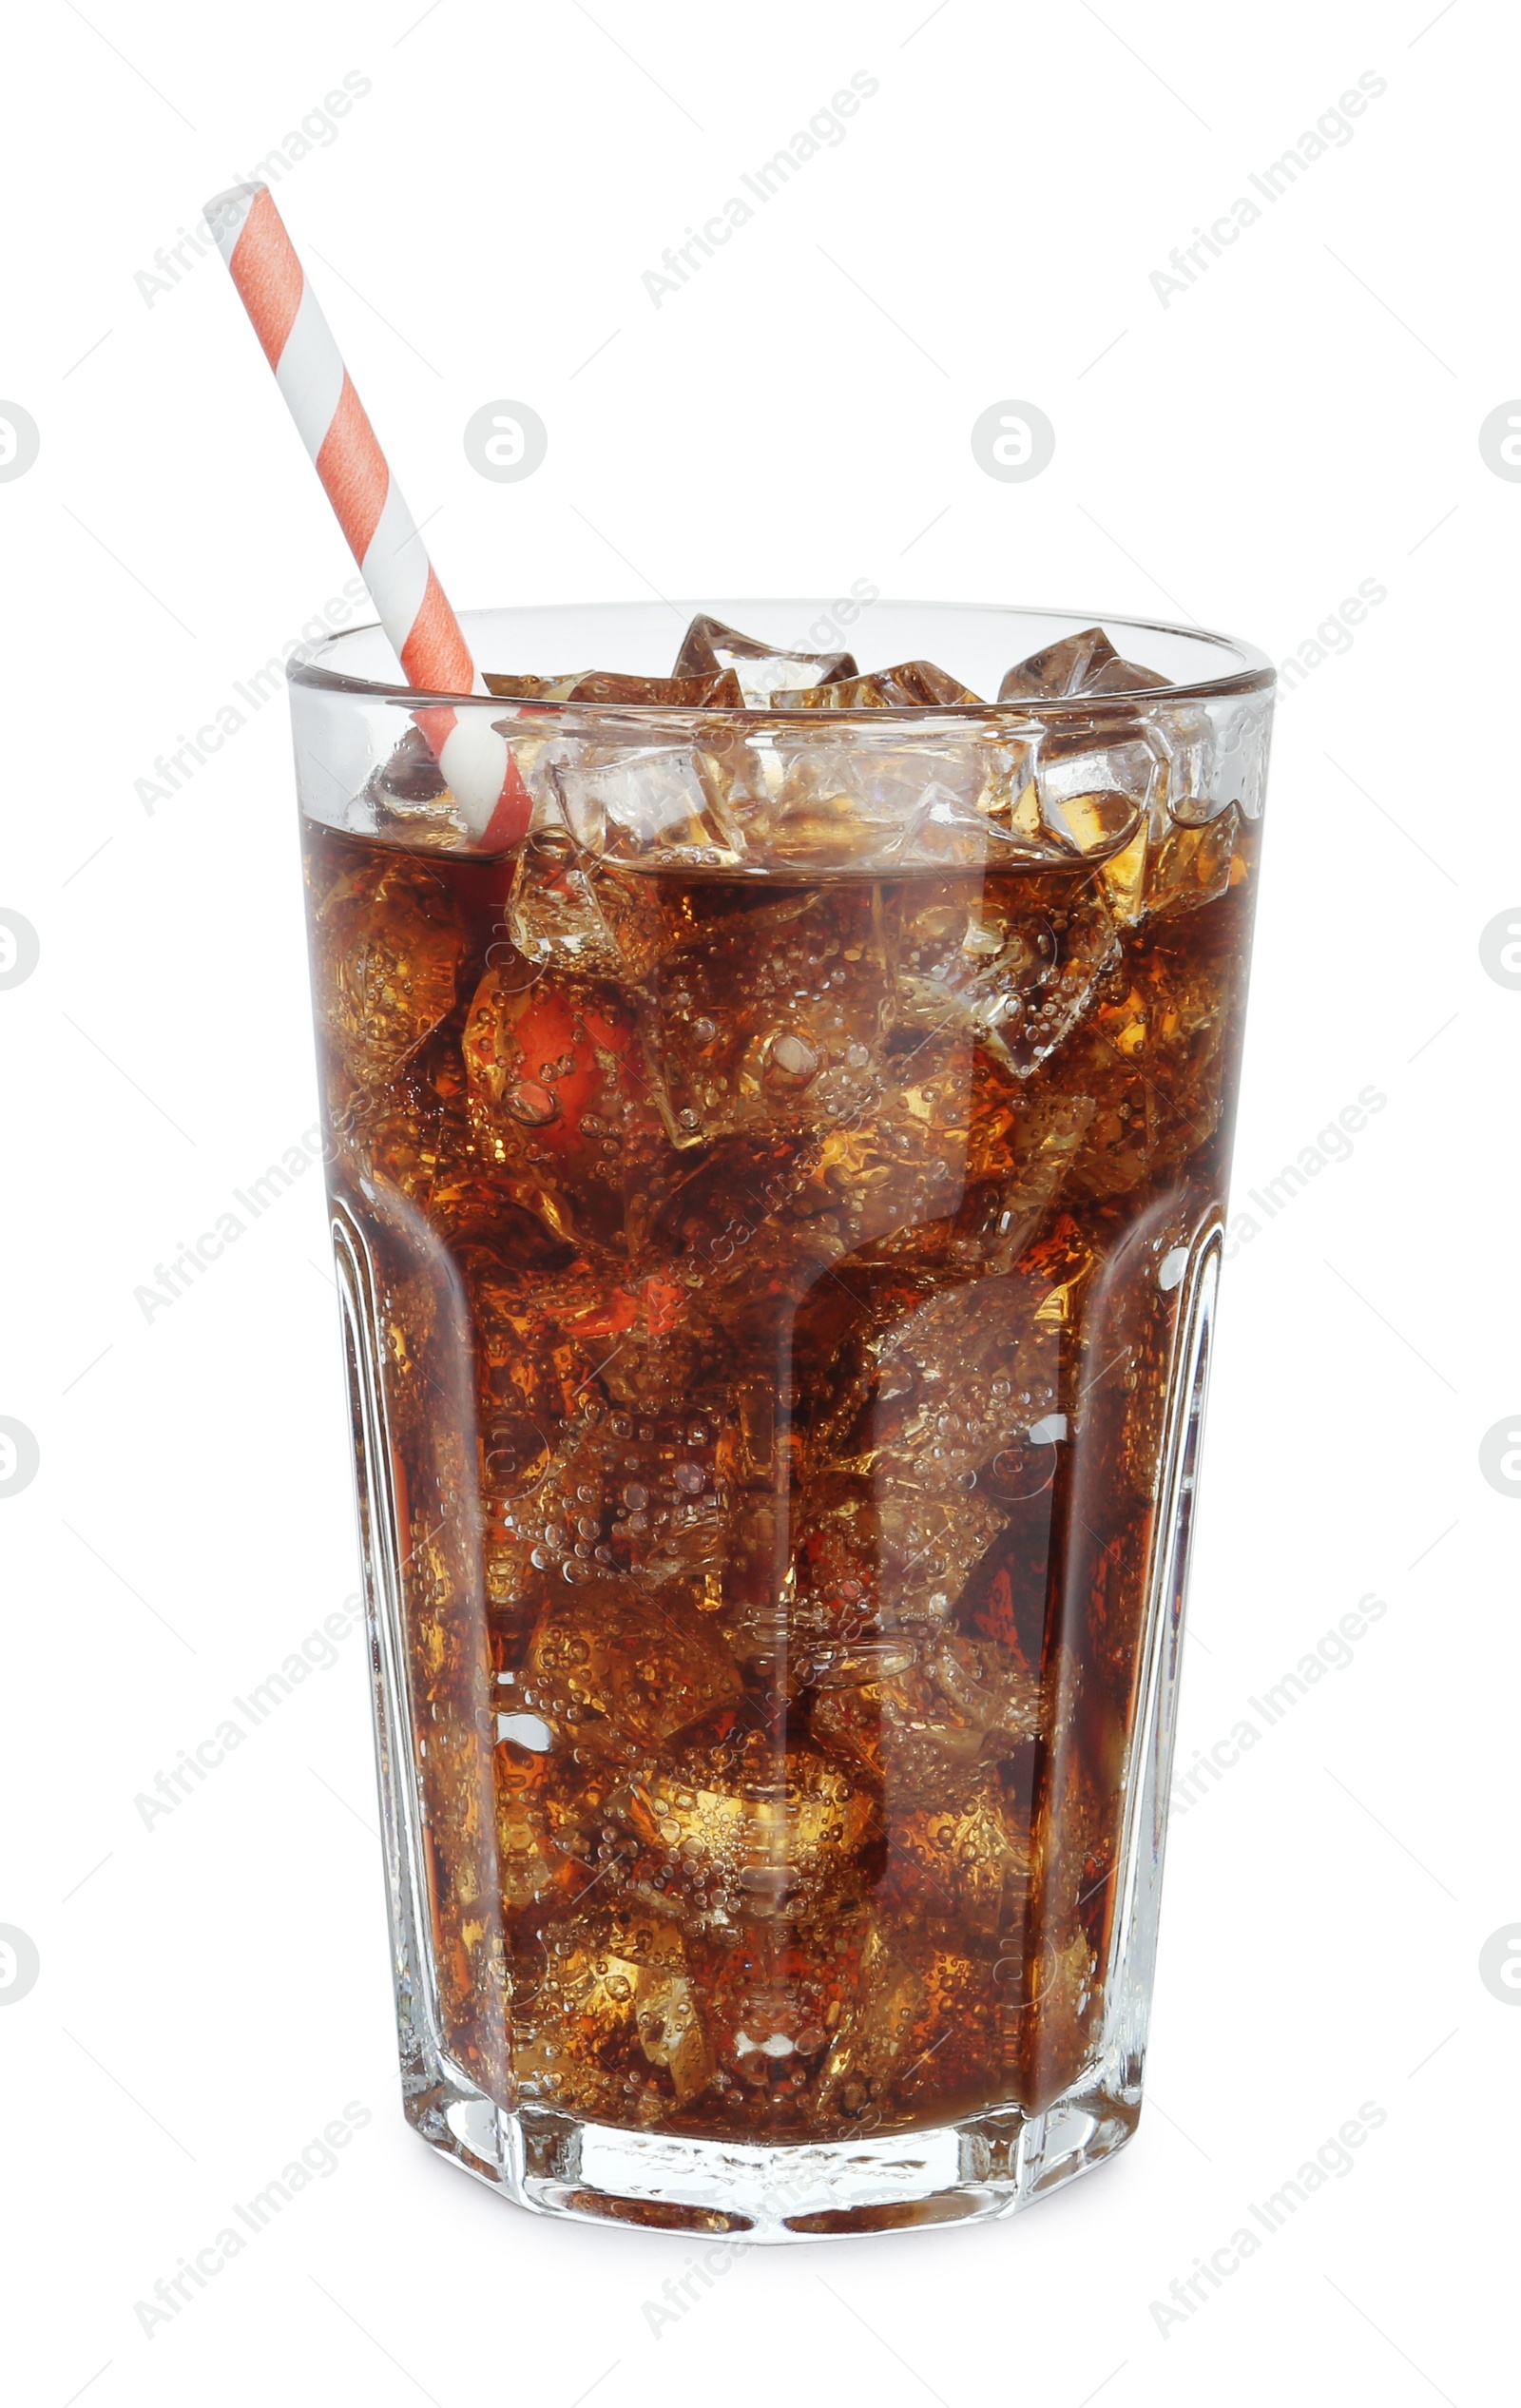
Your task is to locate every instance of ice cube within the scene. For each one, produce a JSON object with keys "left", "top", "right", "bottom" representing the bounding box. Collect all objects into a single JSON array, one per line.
[
  {"left": 963, "top": 1087, "right": 1096, "bottom": 1275},
  {"left": 481, "top": 671, "right": 589, "bottom": 700},
  {"left": 524, "top": 1578, "right": 741, "bottom": 1750},
  {"left": 896, "top": 780, "right": 1053, "bottom": 871},
  {"left": 511, "top": 1904, "right": 712, "bottom": 2121},
  {"left": 844, "top": 1258, "right": 1069, "bottom": 1516},
  {"left": 325, "top": 1040, "right": 470, "bottom": 1218},
  {"left": 462, "top": 964, "right": 671, "bottom": 1251},
  {"left": 797, "top": 1068, "right": 977, "bottom": 1271},
  {"left": 313, "top": 855, "right": 465, "bottom": 1082},
  {"left": 813, "top": 1912, "right": 927, "bottom": 2120},
  {"left": 465, "top": 1256, "right": 690, "bottom": 1610},
  {"left": 893, "top": 876, "right": 1122, "bottom": 1080},
  {"left": 786, "top": 661, "right": 986, "bottom": 708},
  {"left": 1036, "top": 730, "right": 1157, "bottom": 890},
  {"left": 355, "top": 724, "right": 473, "bottom": 851},
  {"left": 703, "top": 710, "right": 1057, "bottom": 873},
  {"left": 561, "top": 669, "right": 746, "bottom": 706},
  {"left": 873, "top": 1485, "right": 1010, "bottom": 1628},
  {"left": 760, "top": 727, "right": 993, "bottom": 869},
  {"left": 879, "top": 1763, "right": 1033, "bottom": 1936},
  {"left": 816, "top": 1918, "right": 998, "bottom": 2129},
  {"left": 1144, "top": 802, "right": 1245, "bottom": 918},
  {"left": 494, "top": 1734, "right": 567, "bottom": 1911},
  {"left": 998, "top": 626, "right": 1171, "bottom": 702},
  {"left": 635, "top": 883, "right": 895, "bottom": 1149},
  {"left": 688, "top": 1909, "right": 872, "bottom": 2124},
  {"left": 1202, "top": 690, "right": 1273, "bottom": 822},
  {"left": 506, "top": 828, "right": 674, "bottom": 977},
  {"left": 762, "top": 770, "right": 915, "bottom": 868},
  {"left": 1060, "top": 944, "right": 1235, "bottom": 1200},
  {"left": 810, "top": 1632, "right": 1040, "bottom": 1801},
  {"left": 930, "top": 1631, "right": 1043, "bottom": 1747},
  {"left": 782, "top": 1470, "right": 890, "bottom": 1632},
  {"left": 623, "top": 1726, "right": 877, "bottom": 1927},
  {"left": 1038, "top": 774, "right": 1148, "bottom": 862},
  {"left": 547, "top": 736, "right": 744, "bottom": 866},
  {"left": 520, "top": 1403, "right": 731, "bottom": 1586},
  {"left": 672, "top": 613, "right": 857, "bottom": 703}
]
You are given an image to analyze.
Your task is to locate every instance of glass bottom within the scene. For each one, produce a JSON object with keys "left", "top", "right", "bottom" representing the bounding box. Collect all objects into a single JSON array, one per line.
[{"left": 407, "top": 2059, "right": 1139, "bottom": 2242}]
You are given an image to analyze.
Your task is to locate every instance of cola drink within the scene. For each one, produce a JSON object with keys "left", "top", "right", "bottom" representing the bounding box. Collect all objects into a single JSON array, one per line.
[{"left": 294, "top": 603, "right": 1272, "bottom": 2236}]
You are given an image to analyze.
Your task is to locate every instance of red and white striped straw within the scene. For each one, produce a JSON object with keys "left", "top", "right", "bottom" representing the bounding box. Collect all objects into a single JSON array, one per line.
[{"left": 205, "top": 181, "right": 529, "bottom": 849}]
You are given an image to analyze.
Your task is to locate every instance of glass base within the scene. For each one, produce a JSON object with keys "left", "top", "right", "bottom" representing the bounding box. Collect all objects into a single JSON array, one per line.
[{"left": 406, "top": 2062, "right": 1140, "bottom": 2243}]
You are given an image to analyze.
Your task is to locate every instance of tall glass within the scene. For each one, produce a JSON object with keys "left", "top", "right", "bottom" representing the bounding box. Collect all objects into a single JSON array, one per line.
[{"left": 290, "top": 600, "right": 1272, "bottom": 2241}]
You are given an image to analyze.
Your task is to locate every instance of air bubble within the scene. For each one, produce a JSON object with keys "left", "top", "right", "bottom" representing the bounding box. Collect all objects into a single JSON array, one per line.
[
  {"left": 769, "top": 1032, "right": 819, "bottom": 1080},
  {"left": 503, "top": 1079, "right": 558, "bottom": 1127}
]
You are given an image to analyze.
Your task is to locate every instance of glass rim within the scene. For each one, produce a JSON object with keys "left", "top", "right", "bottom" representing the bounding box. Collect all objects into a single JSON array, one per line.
[{"left": 287, "top": 597, "right": 1276, "bottom": 718}]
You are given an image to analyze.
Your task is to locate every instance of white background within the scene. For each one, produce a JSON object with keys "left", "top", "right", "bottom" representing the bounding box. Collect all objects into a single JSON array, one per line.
[{"left": 2, "top": 2, "right": 1514, "bottom": 2401}]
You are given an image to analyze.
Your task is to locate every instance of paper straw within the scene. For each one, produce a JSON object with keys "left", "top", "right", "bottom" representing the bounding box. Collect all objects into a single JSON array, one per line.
[{"left": 205, "top": 181, "right": 529, "bottom": 849}]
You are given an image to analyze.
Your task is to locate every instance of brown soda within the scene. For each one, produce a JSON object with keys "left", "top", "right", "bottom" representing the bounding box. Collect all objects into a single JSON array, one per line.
[{"left": 302, "top": 795, "right": 1257, "bottom": 2139}]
